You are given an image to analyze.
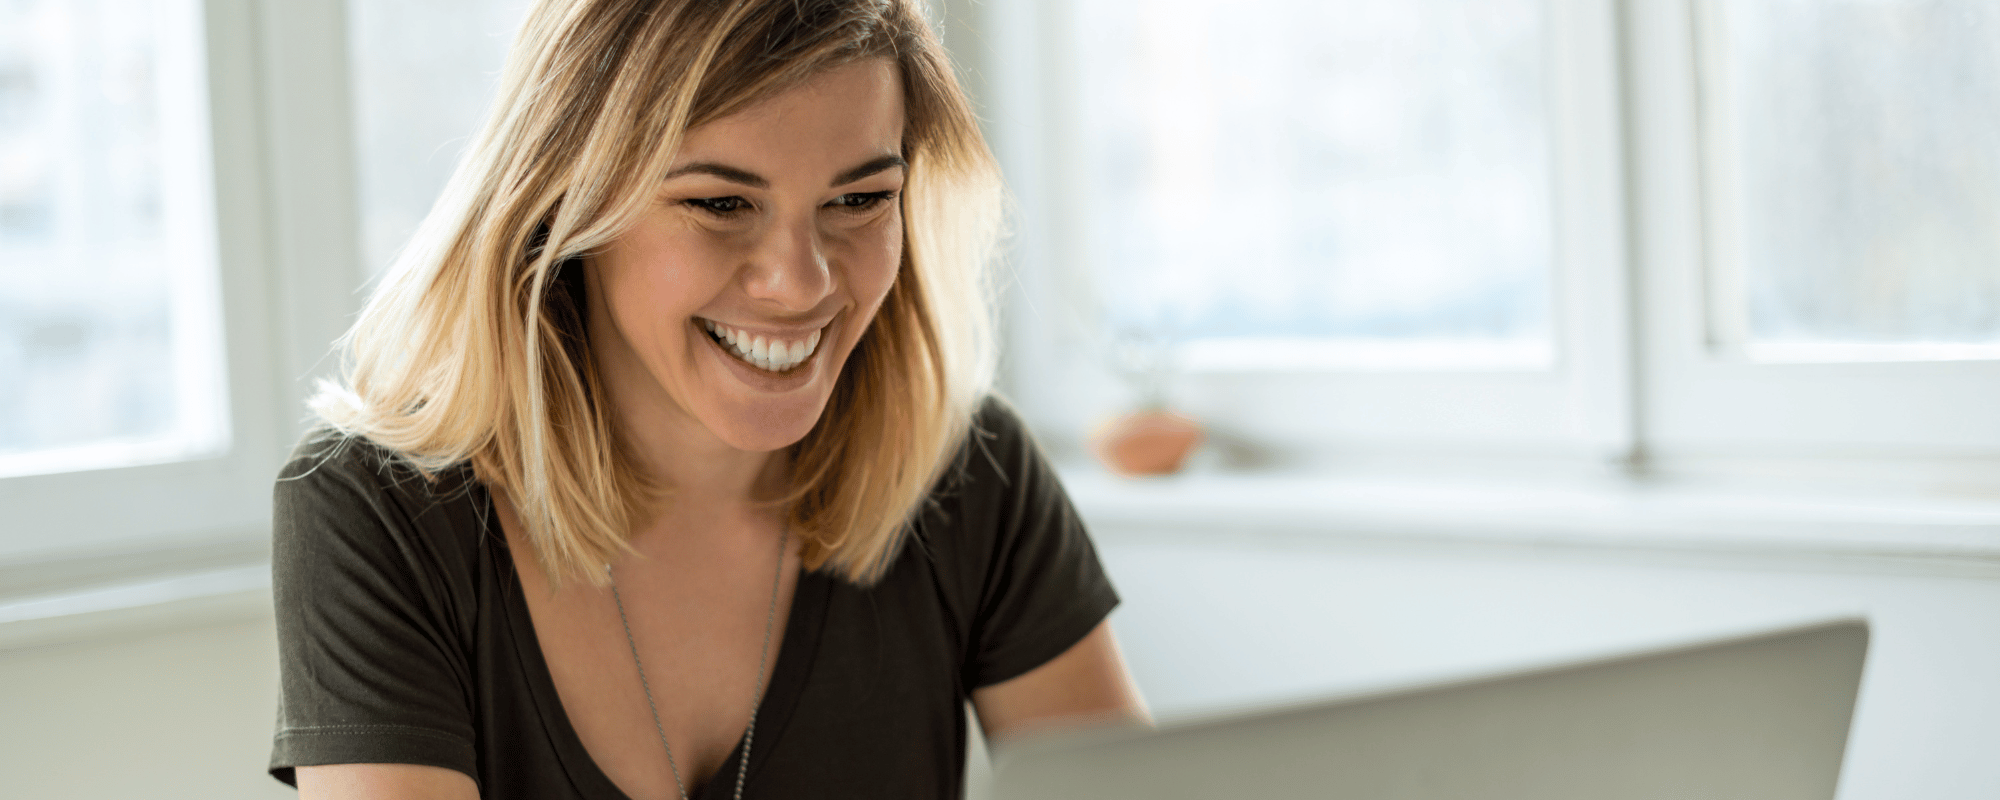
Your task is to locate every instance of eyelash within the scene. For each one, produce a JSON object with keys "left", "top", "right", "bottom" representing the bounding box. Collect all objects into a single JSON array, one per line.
[
  {"left": 682, "top": 191, "right": 897, "bottom": 218},
  {"left": 828, "top": 190, "right": 897, "bottom": 212},
  {"left": 685, "top": 196, "right": 753, "bottom": 216}
]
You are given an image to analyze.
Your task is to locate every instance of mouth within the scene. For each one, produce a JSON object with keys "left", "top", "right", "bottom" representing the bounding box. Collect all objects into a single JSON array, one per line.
[{"left": 700, "top": 318, "right": 826, "bottom": 373}]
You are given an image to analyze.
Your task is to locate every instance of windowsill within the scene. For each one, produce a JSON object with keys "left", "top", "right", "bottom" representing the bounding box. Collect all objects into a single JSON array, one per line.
[
  {"left": 0, "top": 537, "right": 271, "bottom": 653},
  {"left": 1058, "top": 463, "right": 2000, "bottom": 574},
  {"left": 8, "top": 463, "right": 2000, "bottom": 651}
]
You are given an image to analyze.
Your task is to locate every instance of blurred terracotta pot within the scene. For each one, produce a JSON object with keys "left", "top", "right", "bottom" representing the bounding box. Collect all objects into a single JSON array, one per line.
[{"left": 1091, "top": 409, "right": 1204, "bottom": 477}]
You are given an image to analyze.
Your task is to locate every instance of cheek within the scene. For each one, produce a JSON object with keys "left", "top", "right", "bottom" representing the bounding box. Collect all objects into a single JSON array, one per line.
[
  {"left": 601, "top": 230, "right": 733, "bottom": 320},
  {"left": 850, "top": 214, "right": 904, "bottom": 306}
]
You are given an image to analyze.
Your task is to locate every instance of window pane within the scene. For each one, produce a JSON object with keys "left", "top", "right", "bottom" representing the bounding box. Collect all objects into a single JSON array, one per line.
[
  {"left": 348, "top": 0, "right": 530, "bottom": 278},
  {"left": 1715, "top": 0, "right": 2000, "bottom": 358},
  {"left": 0, "top": 0, "right": 225, "bottom": 476},
  {"left": 1072, "top": 0, "right": 1553, "bottom": 363}
]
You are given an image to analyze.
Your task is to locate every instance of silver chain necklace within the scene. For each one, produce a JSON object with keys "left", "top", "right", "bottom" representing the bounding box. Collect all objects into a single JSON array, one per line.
[{"left": 606, "top": 526, "right": 786, "bottom": 800}]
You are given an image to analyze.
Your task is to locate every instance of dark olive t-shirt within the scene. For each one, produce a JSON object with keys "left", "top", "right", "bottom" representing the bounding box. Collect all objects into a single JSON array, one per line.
[{"left": 267, "top": 398, "right": 1118, "bottom": 799}]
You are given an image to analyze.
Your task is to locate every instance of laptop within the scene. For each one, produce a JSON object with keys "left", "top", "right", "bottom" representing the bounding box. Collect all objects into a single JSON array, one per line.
[{"left": 991, "top": 618, "right": 1868, "bottom": 800}]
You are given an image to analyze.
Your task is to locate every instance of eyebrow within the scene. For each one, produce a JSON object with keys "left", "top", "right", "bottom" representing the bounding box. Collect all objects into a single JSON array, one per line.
[
  {"left": 831, "top": 154, "right": 908, "bottom": 187},
  {"left": 663, "top": 162, "right": 768, "bottom": 189},
  {"left": 662, "top": 154, "right": 908, "bottom": 190}
]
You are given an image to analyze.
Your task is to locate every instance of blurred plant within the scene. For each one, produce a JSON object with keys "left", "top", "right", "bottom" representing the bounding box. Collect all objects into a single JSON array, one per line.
[
  {"left": 1105, "top": 322, "right": 1179, "bottom": 410},
  {"left": 1093, "top": 319, "right": 1203, "bottom": 476}
]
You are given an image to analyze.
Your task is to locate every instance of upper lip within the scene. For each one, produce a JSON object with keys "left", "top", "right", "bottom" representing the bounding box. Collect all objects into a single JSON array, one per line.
[{"left": 697, "top": 315, "right": 834, "bottom": 339}]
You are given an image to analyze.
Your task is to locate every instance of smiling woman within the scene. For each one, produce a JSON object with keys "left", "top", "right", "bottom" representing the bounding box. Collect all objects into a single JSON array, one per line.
[
  {"left": 269, "top": 1, "right": 1146, "bottom": 799},
  {"left": 587, "top": 61, "right": 908, "bottom": 457}
]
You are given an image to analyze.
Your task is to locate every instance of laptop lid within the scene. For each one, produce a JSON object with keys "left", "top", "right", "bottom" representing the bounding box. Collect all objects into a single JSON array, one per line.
[{"left": 992, "top": 618, "right": 1868, "bottom": 800}]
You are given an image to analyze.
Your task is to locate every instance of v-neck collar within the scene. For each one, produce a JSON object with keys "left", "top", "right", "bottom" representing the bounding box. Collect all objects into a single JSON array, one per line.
[{"left": 486, "top": 487, "right": 832, "bottom": 800}]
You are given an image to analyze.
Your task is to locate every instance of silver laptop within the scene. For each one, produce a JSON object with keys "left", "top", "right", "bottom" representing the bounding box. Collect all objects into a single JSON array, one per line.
[{"left": 993, "top": 618, "right": 1868, "bottom": 800}]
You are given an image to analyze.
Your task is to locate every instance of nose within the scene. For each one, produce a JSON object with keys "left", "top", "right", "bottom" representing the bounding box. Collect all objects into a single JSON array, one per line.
[{"left": 743, "top": 215, "right": 834, "bottom": 312}]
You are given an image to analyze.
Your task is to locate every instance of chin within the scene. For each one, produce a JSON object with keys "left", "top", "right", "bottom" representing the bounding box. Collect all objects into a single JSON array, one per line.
[{"left": 704, "top": 392, "right": 835, "bottom": 454}]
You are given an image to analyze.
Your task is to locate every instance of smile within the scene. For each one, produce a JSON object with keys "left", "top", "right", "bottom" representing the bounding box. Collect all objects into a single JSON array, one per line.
[{"left": 701, "top": 318, "right": 824, "bottom": 373}]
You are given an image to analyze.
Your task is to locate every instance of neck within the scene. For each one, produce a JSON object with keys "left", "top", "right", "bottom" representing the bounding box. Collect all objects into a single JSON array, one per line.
[
  {"left": 617, "top": 417, "right": 790, "bottom": 566},
  {"left": 621, "top": 408, "right": 786, "bottom": 509}
]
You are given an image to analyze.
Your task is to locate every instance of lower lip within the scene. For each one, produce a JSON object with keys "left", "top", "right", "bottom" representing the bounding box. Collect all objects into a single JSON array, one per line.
[{"left": 699, "top": 319, "right": 829, "bottom": 393}]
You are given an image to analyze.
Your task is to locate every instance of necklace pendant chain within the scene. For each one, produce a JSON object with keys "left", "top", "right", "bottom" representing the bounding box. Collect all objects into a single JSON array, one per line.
[{"left": 608, "top": 525, "right": 788, "bottom": 800}]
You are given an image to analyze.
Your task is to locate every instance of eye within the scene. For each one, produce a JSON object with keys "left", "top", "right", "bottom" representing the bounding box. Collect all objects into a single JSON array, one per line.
[
  {"left": 684, "top": 196, "right": 753, "bottom": 216},
  {"left": 826, "top": 191, "right": 897, "bottom": 212}
]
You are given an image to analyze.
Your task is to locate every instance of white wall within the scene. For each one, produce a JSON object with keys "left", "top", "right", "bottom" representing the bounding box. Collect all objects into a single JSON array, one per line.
[{"left": 0, "top": 614, "right": 292, "bottom": 800}]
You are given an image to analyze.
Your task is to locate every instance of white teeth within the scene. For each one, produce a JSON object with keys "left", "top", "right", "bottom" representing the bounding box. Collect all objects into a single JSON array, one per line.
[{"left": 702, "top": 319, "right": 823, "bottom": 372}]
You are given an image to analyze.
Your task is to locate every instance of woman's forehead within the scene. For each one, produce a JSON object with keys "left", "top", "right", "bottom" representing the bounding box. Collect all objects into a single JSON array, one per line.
[{"left": 669, "top": 59, "right": 905, "bottom": 186}]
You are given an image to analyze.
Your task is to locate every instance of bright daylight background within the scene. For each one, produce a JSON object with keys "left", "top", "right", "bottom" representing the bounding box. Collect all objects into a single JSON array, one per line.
[{"left": 3, "top": 0, "right": 1999, "bottom": 798}]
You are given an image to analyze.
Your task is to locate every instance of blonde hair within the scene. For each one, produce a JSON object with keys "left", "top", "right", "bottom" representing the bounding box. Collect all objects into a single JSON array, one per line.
[{"left": 312, "top": 0, "right": 1002, "bottom": 586}]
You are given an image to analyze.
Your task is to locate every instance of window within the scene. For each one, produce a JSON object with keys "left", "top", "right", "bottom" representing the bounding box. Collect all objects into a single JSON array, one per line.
[
  {"left": 988, "top": 0, "right": 1630, "bottom": 462},
  {"left": 1074, "top": 0, "right": 1554, "bottom": 368},
  {"left": 0, "top": 0, "right": 228, "bottom": 480},
  {"left": 1636, "top": 0, "right": 2000, "bottom": 470},
  {"left": 0, "top": 0, "right": 545, "bottom": 563},
  {"left": 985, "top": 0, "right": 2000, "bottom": 488},
  {"left": 1699, "top": 0, "right": 2000, "bottom": 363},
  {"left": 0, "top": 0, "right": 364, "bottom": 561}
]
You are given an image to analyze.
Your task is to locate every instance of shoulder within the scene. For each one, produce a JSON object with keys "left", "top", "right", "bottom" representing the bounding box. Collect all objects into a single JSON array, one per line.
[
  {"left": 920, "top": 396, "right": 1122, "bottom": 687},
  {"left": 277, "top": 428, "right": 460, "bottom": 500},
  {"left": 920, "top": 393, "right": 1089, "bottom": 584},
  {"left": 276, "top": 429, "right": 480, "bottom": 522},
  {"left": 971, "top": 394, "right": 1034, "bottom": 452},
  {"left": 948, "top": 394, "right": 1047, "bottom": 496},
  {"left": 271, "top": 429, "right": 489, "bottom": 592},
  {"left": 268, "top": 433, "right": 487, "bottom": 783}
]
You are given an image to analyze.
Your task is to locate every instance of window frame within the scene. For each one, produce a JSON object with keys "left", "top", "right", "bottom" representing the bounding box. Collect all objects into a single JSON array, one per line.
[
  {"left": 981, "top": 0, "right": 1635, "bottom": 466},
  {"left": 1631, "top": 0, "right": 2000, "bottom": 466},
  {"left": 975, "top": 0, "right": 2000, "bottom": 491},
  {"left": 0, "top": 0, "right": 364, "bottom": 563}
]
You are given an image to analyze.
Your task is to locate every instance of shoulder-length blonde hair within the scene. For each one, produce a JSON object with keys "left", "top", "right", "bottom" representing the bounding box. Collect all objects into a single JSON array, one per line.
[{"left": 313, "top": 0, "right": 1001, "bottom": 586}]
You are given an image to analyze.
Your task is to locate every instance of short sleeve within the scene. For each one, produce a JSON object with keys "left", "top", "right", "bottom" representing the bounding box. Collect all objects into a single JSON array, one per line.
[
  {"left": 947, "top": 398, "right": 1121, "bottom": 689},
  {"left": 267, "top": 434, "right": 481, "bottom": 786}
]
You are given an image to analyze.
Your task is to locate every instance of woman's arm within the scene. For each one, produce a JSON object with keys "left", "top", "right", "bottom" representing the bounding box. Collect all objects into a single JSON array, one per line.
[
  {"left": 971, "top": 620, "right": 1151, "bottom": 743},
  {"left": 295, "top": 763, "right": 480, "bottom": 800}
]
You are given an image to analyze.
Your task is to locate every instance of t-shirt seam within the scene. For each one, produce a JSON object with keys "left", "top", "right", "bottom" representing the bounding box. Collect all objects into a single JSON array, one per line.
[{"left": 276, "top": 723, "right": 470, "bottom": 744}]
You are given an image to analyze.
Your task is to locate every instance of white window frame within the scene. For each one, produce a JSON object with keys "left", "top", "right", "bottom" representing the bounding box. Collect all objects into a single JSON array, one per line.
[
  {"left": 0, "top": 0, "right": 364, "bottom": 563},
  {"left": 970, "top": 0, "right": 2000, "bottom": 493},
  {"left": 979, "top": 0, "right": 1637, "bottom": 469},
  {"left": 1630, "top": 1, "right": 2000, "bottom": 476}
]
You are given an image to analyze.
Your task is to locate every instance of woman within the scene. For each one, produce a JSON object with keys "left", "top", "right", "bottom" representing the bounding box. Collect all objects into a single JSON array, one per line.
[{"left": 268, "top": 0, "right": 1147, "bottom": 798}]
